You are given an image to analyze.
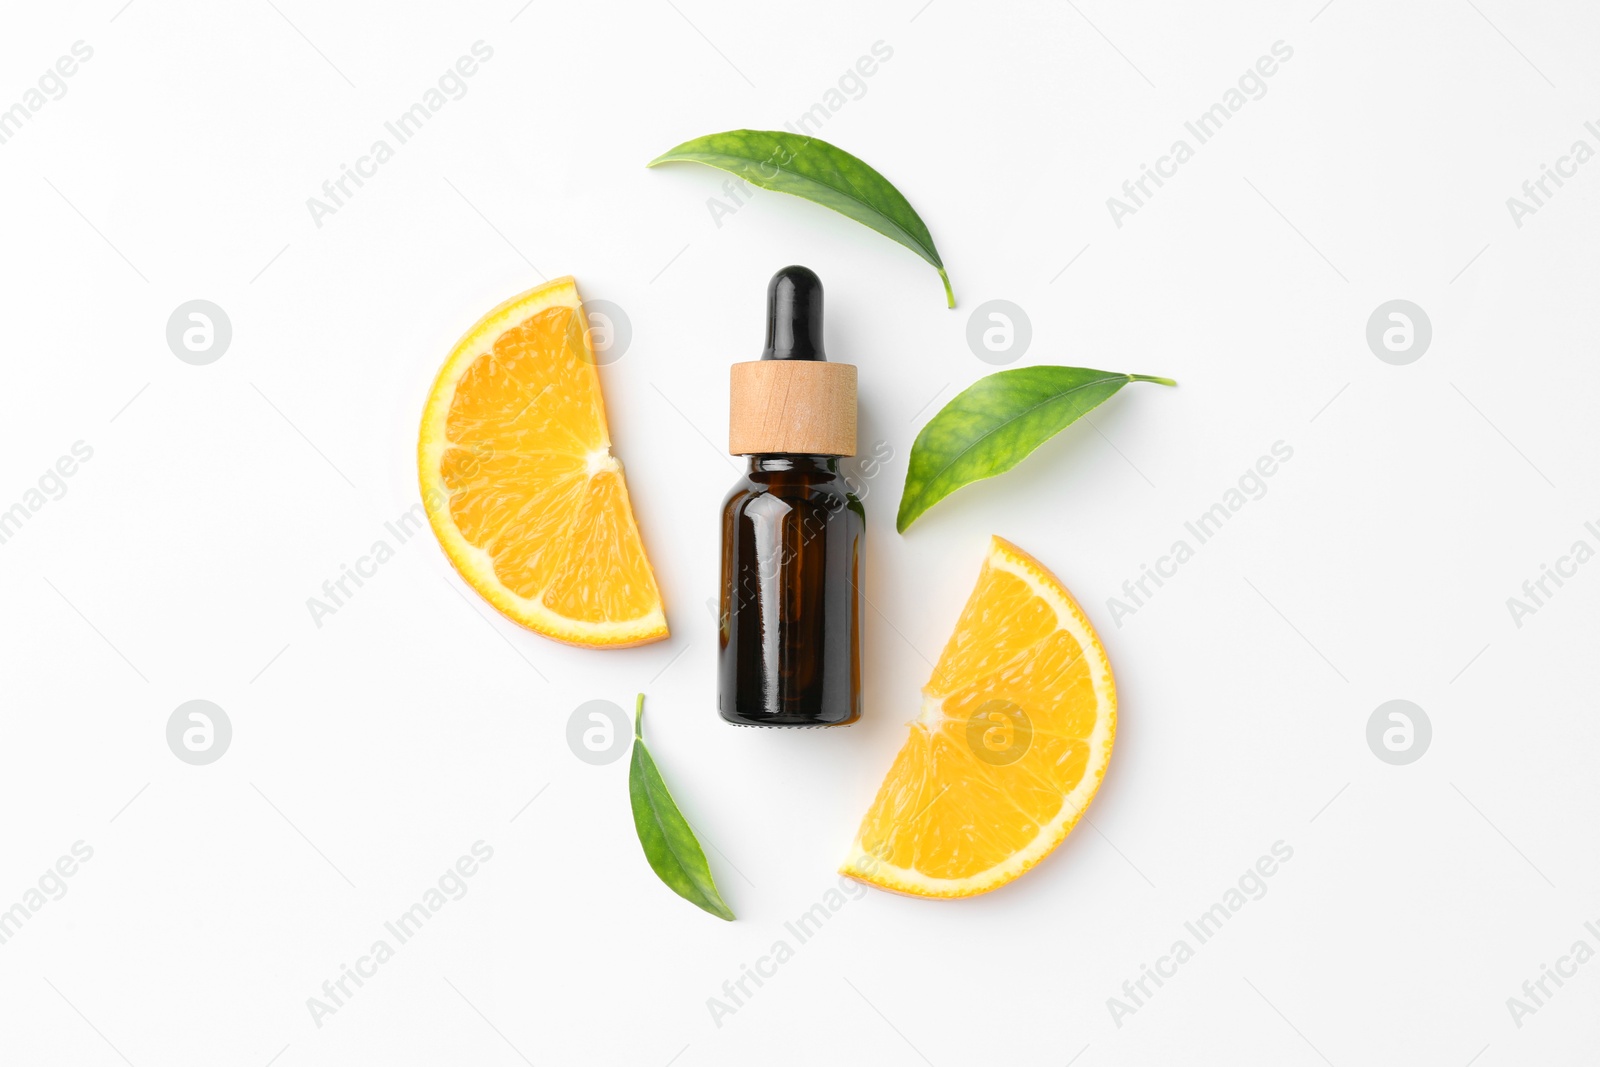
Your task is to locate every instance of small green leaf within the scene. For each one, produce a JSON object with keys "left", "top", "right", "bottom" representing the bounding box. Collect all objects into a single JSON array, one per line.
[
  {"left": 897, "top": 367, "right": 1176, "bottom": 532},
  {"left": 629, "top": 694, "right": 735, "bottom": 921},
  {"left": 648, "top": 129, "right": 955, "bottom": 307}
]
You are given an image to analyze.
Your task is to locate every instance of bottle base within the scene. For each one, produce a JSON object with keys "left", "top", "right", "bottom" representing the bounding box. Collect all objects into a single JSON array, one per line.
[{"left": 719, "top": 712, "right": 860, "bottom": 728}]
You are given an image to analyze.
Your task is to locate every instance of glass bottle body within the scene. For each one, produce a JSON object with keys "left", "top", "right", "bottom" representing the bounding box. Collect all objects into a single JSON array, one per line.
[{"left": 718, "top": 455, "right": 863, "bottom": 727}]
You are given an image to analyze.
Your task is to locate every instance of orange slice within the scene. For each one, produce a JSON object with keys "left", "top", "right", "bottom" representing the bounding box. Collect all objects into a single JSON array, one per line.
[
  {"left": 418, "top": 277, "right": 667, "bottom": 648},
  {"left": 840, "top": 536, "right": 1115, "bottom": 897}
]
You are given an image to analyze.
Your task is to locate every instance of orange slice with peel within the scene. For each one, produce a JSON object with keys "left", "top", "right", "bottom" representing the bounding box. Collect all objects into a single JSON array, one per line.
[
  {"left": 840, "top": 536, "right": 1115, "bottom": 897},
  {"left": 418, "top": 277, "right": 667, "bottom": 648}
]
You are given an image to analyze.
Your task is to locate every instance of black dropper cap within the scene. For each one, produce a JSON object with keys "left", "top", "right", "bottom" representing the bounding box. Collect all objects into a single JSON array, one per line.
[{"left": 761, "top": 265, "right": 826, "bottom": 361}]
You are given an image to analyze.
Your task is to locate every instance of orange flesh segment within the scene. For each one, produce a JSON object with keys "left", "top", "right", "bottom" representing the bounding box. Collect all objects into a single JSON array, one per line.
[
  {"left": 419, "top": 278, "right": 666, "bottom": 647},
  {"left": 844, "top": 537, "right": 1114, "bottom": 896}
]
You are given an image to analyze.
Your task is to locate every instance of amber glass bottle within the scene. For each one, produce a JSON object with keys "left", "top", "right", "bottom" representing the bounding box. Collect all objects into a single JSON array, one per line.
[{"left": 718, "top": 267, "right": 863, "bottom": 727}]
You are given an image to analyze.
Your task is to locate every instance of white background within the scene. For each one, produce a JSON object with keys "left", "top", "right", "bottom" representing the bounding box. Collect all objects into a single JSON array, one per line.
[{"left": 1, "top": 0, "right": 1597, "bottom": 1064}]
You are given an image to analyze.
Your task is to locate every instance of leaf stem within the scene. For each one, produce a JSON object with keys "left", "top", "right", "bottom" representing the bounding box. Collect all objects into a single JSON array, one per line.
[
  {"left": 1129, "top": 375, "right": 1178, "bottom": 387},
  {"left": 939, "top": 268, "right": 956, "bottom": 309},
  {"left": 634, "top": 692, "right": 645, "bottom": 739}
]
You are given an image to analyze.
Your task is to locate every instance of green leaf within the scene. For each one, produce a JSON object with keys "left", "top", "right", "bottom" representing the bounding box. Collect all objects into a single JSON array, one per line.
[
  {"left": 897, "top": 367, "right": 1176, "bottom": 532},
  {"left": 648, "top": 129, "right": 955, "bottom": 308},
  {"left": 629, "top": 694, "right": 735, "bottom": 921}
]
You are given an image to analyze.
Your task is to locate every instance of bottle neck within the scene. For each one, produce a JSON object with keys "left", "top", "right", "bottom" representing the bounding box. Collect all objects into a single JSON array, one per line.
[{"left": 747, "top": 454, "right": 840, "bottom": 475}]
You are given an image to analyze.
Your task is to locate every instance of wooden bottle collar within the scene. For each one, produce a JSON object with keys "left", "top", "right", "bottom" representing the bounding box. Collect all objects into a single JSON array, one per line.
[{"left": 728, "top": 359, "right": 857, "bottom": 457}]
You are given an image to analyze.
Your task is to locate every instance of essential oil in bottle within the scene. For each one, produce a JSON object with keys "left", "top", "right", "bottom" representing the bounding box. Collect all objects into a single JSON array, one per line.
[{"left": 718, "top": 265, "right": 864, "bottom": 727}]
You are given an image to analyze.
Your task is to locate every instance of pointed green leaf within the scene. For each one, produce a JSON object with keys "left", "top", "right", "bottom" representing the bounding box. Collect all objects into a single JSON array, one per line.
[
  {"left": 648, "top": 129, "right": 954, "bottom": 307},
  {"left": 897, "top": 366, "right": 1176, "bottom": 532},
  {"left": 629, "top": 694, "right": 735, "bottom": 921}
]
